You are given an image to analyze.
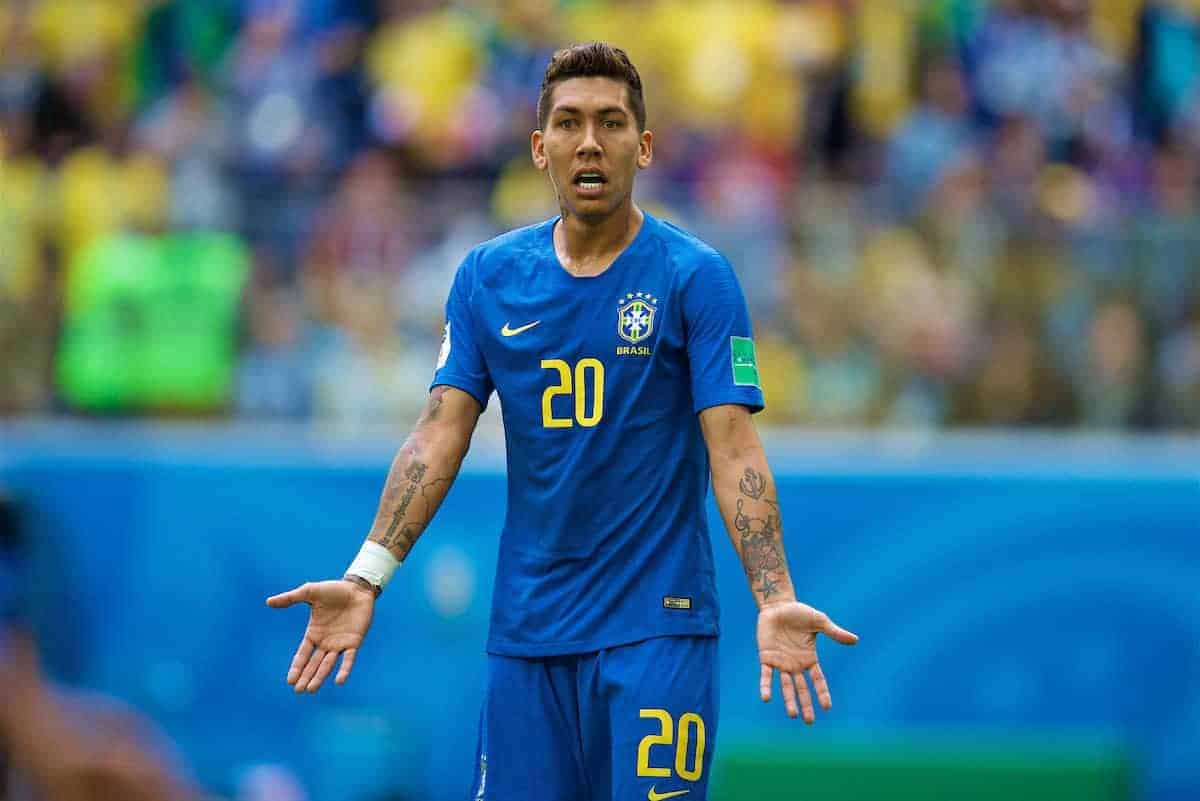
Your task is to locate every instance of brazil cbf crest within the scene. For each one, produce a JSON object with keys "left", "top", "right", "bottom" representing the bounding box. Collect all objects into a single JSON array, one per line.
[{"left": 617, "top": 291, "right": 658, "bottom": 344}]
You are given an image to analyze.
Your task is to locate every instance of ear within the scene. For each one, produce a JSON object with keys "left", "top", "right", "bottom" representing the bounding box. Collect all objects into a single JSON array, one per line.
[
  {"left": 531, "top": 129, "right": 548, "bottom": 171},
  {"left": 637, "top": 129, "right": 653, "bottom": 170}
]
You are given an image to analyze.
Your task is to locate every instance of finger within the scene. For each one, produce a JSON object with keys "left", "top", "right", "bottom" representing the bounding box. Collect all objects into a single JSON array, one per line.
[
  {"left": 809, "top": 663, "right": 832, "bottom": 710},
  {"left": 294, "top": 649, "right": 325, "bottom": 693},
  {"left": 336, "top": 649, "right": 358, "bottom": 685},
  {"left": 305, "top": 650, "right": 339, "bottom": 693},
  {"left": 266, "top": 583, "right": 311, "bottom": 608},
  {"left": 286, "top": 637, "right": 314, "bottom": 685},
  {"left": 819, "top": 613, "right": 859, "bottom": 645},
  {"left": 779, "top": 671, "right": 799, "bottom": 719},
  {"left": 760, "top": 663, "right": 773, "bottom": 702},
  {"left": 794, "top": 672, "right": 815, "bottom": 724}
]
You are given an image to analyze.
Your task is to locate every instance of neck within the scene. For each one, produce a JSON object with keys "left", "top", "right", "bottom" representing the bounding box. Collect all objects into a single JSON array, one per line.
[{"left": 555, "top": 200, "right": 644, "bottom": 276}]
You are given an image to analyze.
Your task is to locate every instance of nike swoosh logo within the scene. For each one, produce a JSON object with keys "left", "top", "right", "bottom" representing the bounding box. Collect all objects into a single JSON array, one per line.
[
  {"left": 648, "top": 788, "right": 690, "bottom": 801},
  {"left": 501, "top": 320, "right": 541, "bottom": 337}
]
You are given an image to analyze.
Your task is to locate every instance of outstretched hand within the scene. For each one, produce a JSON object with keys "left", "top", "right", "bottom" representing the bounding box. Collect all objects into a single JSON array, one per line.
[
  {"left": 757, "top": 601, "right": 858, "bottom": 724},
  {"left": 266, "top": 580, "right": 376, "bottom": 693}
]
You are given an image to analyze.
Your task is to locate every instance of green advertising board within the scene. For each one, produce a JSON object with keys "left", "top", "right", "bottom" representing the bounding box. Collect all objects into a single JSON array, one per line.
[{"left": 57, "top": 232, "right": 248, "bottom": 411}]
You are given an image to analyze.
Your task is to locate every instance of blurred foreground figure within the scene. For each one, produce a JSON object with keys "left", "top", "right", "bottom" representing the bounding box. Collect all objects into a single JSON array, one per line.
[
  {"left": 0, "top": 502, "right": 200, "bottom": 801},
  {"left": 0, "top": 629, "right": 201, "bottom": 801}
]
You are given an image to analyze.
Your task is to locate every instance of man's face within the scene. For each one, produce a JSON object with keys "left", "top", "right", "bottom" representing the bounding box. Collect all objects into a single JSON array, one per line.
[{"left": 532, "top": 76, "right": 653, "bottom": 222}]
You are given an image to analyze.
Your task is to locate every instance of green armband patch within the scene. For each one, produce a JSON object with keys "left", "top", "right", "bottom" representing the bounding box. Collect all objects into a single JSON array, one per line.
[{"left": 730, "top": 336, "right": 760, "bottom": 387}]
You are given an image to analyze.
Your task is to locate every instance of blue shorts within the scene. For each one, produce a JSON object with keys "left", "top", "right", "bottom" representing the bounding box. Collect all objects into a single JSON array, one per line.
[{"left": 469, "top": 635, "right": 719, "bottom": 801}]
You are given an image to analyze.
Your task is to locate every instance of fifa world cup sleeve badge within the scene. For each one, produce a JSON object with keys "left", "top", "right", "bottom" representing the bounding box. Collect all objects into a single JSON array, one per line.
[{"left": 730, "top": 336, "right": 760, "bottom": 387}]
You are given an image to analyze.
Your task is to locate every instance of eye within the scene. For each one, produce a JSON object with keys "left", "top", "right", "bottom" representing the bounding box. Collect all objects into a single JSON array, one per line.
[
  {"left": 559, "top": 118, "right": 577, "bottom": 129},
  {"left": 603, "top": 120, "right": 622, "bottom": 129}
]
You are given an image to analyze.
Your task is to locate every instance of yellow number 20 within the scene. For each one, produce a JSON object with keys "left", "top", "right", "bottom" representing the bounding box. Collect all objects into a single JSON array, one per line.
[
  {"left": 540, "top": 358, "right": 604, "bottom": 428},
  {"left": 637, "top": 709, "right": 705, "bottom": 782}
]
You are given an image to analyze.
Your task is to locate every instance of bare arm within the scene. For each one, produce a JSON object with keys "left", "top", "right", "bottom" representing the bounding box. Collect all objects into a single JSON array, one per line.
[
  {"left": 357, "top": 385, "right": 482, "bottom": 568},
  {"left": 699, "top": 403, "right": 795, "bottom": 607},
  {"left": 266, "top": 385, "right": 483, "bottom": 692},
  {"left": 700, "top": 404, "right": 857, "bottom": 723}
]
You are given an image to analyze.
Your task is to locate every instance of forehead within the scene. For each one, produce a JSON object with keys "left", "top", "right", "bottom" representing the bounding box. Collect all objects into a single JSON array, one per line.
[{"left": 547, "top": 76, "right": 633, "bottom": 116}]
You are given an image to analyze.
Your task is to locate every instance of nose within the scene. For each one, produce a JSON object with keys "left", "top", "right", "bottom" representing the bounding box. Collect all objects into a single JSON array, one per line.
[{"left": 576, "top": 121, "right": 602, "bottom": 157}]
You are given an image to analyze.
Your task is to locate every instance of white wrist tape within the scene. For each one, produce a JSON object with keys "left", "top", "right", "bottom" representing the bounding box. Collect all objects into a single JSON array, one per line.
[{"left": 346, "top": 541, "right": 401, "bottom": 589}]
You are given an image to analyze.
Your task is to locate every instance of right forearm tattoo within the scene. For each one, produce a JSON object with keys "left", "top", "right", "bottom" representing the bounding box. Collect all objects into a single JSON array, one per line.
[
  {"left": 368, "top": 388, "right": 462, "bottom": 560},
  {"left": 370, "top": 452, "right": 454, "bottom": 560},
  {"left": 381, "top": 462, "right": 428, "bottom": 545}
]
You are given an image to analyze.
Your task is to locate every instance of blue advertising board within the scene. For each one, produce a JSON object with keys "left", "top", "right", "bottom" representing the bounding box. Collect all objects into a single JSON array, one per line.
[{"left": 1, "top": 427, "right": 1196, "bottom": 800}]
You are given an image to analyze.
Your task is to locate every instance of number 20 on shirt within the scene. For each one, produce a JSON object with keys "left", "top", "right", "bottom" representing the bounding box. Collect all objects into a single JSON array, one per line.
[{"left": 541, "top": 358, "right": 605, "bottom": 428}]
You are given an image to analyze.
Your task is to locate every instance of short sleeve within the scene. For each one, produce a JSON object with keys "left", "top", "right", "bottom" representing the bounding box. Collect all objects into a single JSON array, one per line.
[
  {"left": 430, "top": 252, "right": 494, "bottom": 409},
  {"left": 681, "top": 255, "right": 766, "bottom": 414}
]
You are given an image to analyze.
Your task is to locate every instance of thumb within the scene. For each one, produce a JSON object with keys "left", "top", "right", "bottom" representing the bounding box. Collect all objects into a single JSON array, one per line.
[
  {"left": 820, "top": 614, "right": 859, "bottom": 646},
  {"left": 266, "top": 583, "right": 312, "bottom": 608}
]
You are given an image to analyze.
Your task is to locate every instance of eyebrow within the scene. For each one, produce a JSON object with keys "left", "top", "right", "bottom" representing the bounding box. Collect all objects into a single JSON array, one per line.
[{"left": 553, "top": 106, "right": 629, "bottom": 117}]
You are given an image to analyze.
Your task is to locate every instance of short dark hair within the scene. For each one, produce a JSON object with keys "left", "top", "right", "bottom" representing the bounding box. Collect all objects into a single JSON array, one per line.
[{"left": 537, "top": 42, "right": 647, "bottom": 132}]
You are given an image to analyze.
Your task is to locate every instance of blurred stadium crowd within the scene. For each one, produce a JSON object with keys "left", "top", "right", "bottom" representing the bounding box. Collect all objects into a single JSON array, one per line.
[{"left": 2, "top": 0, "right": 1200, "bottom": 428}]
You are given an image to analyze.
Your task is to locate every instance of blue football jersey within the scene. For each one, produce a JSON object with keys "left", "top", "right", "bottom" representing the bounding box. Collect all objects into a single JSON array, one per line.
[{"left": 432, "top": 212, "right": 764, "bottom": 656}]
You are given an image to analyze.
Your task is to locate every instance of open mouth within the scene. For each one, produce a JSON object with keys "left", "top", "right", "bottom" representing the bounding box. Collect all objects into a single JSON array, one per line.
[{"left": 573, "top": 170, "right": 608, "bottom": 191}]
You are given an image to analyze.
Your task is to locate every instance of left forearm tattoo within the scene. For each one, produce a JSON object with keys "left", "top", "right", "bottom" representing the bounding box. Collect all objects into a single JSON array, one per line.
[{"left": 734, "top": 467, "right": 787, "bottom": 601}]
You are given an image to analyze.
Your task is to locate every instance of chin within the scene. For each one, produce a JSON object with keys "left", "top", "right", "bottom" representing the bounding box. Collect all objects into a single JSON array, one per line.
[{"left": 566, "top": 195, "right": 627, "bottom": 222}]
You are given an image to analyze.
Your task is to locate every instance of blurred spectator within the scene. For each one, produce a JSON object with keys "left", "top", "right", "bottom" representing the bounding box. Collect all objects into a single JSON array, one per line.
[
  {"left": 881, "top": 56, "right": 974, "bottom": 219},
  {"left": 919, "top": 151, "right": 1005, "bottom": 297},
  {"left": 0, "top": 3, "right": 44, "bottom": 134},
  {"left": 26, "top": 0, "right": 142, "bottom": 136},
  {"left": 1135, "top": 141, "right": 1200, "bottom": 329},
  {"left": 134, "top": 0, "right": 237, "bottom": 111},
  {"left": 988, "top": 114, "right": 1048, "bottom": 223},
  {"left": 310, "top": 276, "right": 432, "bottom": 425},
  {"left": 482, "top": 0, "right": 563, "bottom": 144},
  {"left": 0, "top": 99, "right": 53, "bottom": 413},
  {"left": 236, "top": 287, "right": 313, "bottom": 419},
  {"left": 55, "top": 120, "right": 170, "bottom": 279},
  {"left": 366, "top": 1, "right": 492, "bottom": 169},
  {"left": 955, "top": 311, "right": 1078, "bottom": 425},
  {"left": 785, "top": 265, "right": 884, "bottom": 425},
  {"left": 1078, "top": 297, "right": 1154, "bottom": 426},
  {"left": 138, "top": 76, "right": 240, "bottom": 232},
  {"left": 1133, "top": 0, "right": 1200, "bottom": 144},
  {"left": 851, "top": 1, "right": 919, "bottom": 139},
  {"left": 1156, "top": 303, "right": 1200, "bottom": 426},
  {"left": 301, "top": 148, "right": 415, "bottom": 323},
  {"left": 969, "top": 0, "right": 1117, "bottom": 146},
  {"left": 220, "top": 0, "right": 339, "bottom": 267}
]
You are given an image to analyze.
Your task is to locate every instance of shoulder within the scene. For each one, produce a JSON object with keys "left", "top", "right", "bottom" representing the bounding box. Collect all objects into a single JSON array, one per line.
[
  {"left": 648, "top": 215, "right": 737, "bottom": 289},
  {"left": 460, "top": 219, "right": 554, "bottom": 281}
]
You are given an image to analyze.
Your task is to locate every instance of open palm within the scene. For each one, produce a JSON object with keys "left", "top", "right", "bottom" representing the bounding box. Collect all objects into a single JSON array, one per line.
[
  {"left": 757, "top": 601, "right": 858, "bottom": 724},
  {"left": 266, "top": 580, "right": 376, "bottom": 693}
]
